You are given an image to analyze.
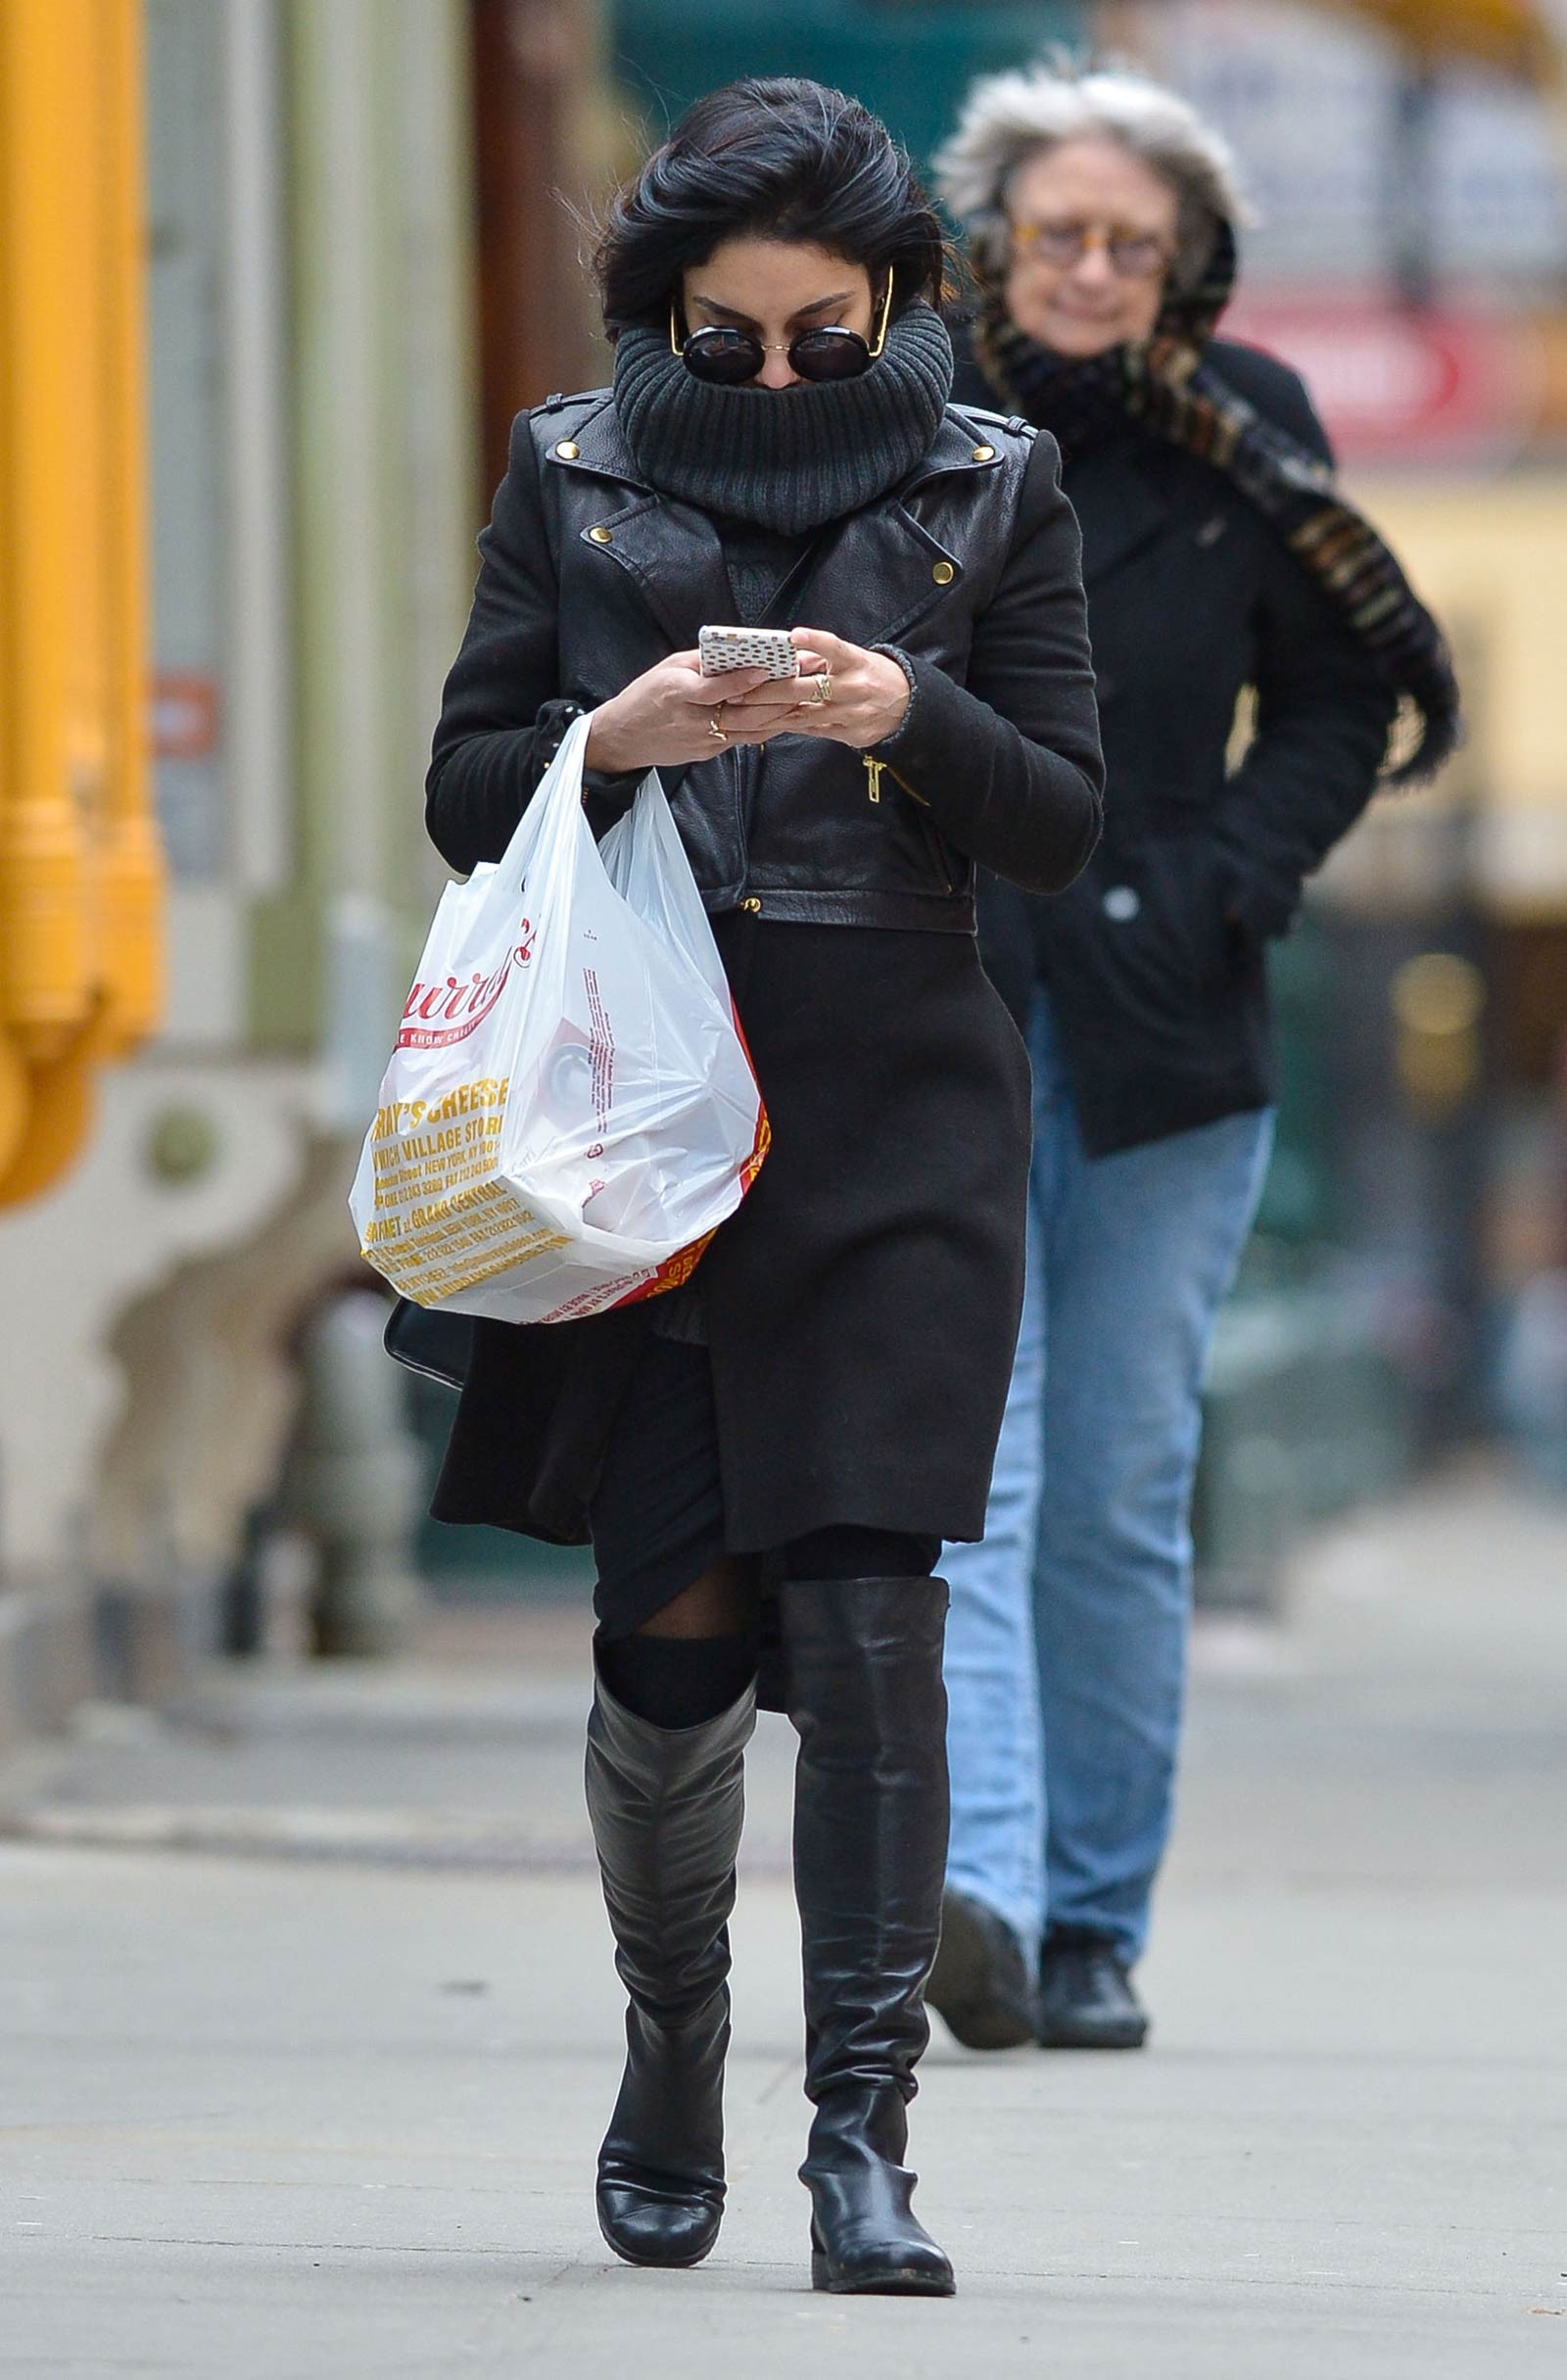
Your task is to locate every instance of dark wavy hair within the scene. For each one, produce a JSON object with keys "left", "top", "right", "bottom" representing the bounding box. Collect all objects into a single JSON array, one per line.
[{"left": 594, "top": 78, "right": 951, "bottom": 336}]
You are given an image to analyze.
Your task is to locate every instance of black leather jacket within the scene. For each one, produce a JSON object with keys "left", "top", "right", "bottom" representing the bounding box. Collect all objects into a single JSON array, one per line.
[{"left": 426, "top": 390, "right": 1104, "bottom": 929}]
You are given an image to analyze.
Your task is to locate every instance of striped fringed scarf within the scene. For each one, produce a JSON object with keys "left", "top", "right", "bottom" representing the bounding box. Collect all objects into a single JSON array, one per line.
[{"left": 973, "top": 221, "right": 1461, "bottom": 785}]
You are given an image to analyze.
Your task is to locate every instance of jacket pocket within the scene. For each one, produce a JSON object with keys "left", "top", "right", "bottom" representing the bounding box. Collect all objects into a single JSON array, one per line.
[
  {"left": 914, "top": 804, "right": 956, "bottom": 894},
  {"left": 863, "top": 753, "right": 959, "bottom": 894},
  {"left": 1103, "top": 836, "right": 1248, "bottom": 999}
]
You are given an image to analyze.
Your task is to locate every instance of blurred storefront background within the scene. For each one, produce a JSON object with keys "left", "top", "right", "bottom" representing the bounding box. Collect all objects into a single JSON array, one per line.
[{"left": 2, "top": 0, "right": 1565, "bottom": 1728}]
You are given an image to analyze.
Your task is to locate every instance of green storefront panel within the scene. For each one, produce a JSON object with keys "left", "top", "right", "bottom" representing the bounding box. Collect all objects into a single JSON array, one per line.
[{"left": 610, "top": 0, "right": 1083, "bottom": 173}]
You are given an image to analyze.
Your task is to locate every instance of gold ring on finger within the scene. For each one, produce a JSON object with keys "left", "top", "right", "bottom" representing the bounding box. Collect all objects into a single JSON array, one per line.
[
  {"left": 809, "top": 670, "right": 833, "bottom": 706},
  {"left": 708, "top": 704, "right": 728, "bottom": 742}
]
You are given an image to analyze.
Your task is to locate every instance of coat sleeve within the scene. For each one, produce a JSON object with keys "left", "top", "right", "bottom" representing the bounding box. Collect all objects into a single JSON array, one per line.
[
  {"left": 866, "top": 433, "right": 1105, "bottom": 896},
  {"left": 1205, "top": 369, "right": 1398, "bottom": 940},
  {"left": 424, "top": 411, "right": 640, "bottom": 875}
]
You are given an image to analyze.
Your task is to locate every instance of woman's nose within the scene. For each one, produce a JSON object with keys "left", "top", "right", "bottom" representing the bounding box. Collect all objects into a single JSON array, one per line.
[
  {"left": 756, "top": 350, "right": 799, "bottom": 391},
  {"left": 1068, "top": 242, "right": 1116, "bottom": 293}
]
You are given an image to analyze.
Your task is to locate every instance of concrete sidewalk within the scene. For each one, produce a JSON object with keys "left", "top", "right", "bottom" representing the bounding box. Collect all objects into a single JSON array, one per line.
[{"left": 3, "top": 1465, "right": 1565, "bottom": 2376}]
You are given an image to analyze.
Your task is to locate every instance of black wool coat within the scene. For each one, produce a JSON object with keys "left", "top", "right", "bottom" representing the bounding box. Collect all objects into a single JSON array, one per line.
[
  {"left": 425, "top": 396, "right": 1104, "bottom": 1550},
  {"left": 955, "top": 339, "right": 1398, "bottom": 1156}
]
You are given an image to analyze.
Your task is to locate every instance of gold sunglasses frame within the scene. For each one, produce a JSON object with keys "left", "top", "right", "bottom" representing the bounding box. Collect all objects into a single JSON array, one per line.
[{"left": 669, "top": 271, "right": 895, "bottom": 367}]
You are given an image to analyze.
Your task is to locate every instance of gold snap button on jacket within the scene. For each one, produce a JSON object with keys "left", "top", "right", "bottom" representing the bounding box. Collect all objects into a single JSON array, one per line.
[
  {"left": 555, "top": 439, "right": 580, "bottom": 459},
  {"left": 972, "top": 444, "right": 995, "bottom": 462},
  {"left": 588, "top": 524, "right": 613, "bottom": 545},
  {"left": 931, "top": 560, "right": 955, "bottom": 585}
]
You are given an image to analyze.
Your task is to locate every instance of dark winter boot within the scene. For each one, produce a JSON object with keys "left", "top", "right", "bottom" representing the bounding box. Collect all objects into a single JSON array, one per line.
[
  {"left": 782, "top": 1578, "right": 956, "bottom": 2298},
  {"left": 1036, "top": 1925, "right": 1150, "bottom": 2050},
  {"left": 585, "top": 1661, "right": 756, "bottom": 2267},
  {"left": 927, "top": 1885, "right": 1039, "bottom": 2051}
]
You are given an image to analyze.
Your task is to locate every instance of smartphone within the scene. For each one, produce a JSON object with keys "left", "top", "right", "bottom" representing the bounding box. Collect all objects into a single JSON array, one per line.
[{"left": 698, "top": 625, "right": 800, "bottom": 681}]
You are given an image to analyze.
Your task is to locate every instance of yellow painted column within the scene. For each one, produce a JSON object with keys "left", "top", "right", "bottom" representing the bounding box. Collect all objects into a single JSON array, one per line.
[
  {"left": 96, "top": 0, "right": 165, "bottom": 1064},
  {"left": 0, "top": 0, "right": 164, "bottom": 1210}
]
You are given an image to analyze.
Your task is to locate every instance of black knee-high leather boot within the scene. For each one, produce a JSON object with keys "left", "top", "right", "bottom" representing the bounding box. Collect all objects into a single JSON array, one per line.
[
  {"left": 585, "top": 1661, "right": 756, "bottom": 2267},
  {"left": 781, "top": 1578, "right": 956, "bottom": 2297}
]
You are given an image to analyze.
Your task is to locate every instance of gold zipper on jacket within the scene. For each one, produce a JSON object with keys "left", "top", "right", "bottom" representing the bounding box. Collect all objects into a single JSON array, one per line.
[
  {"left": 862, "top": 753, "right": 929, "bottom": 808},
  {"left": 862, "top": 754, "right": 951, "bottom": 889}
]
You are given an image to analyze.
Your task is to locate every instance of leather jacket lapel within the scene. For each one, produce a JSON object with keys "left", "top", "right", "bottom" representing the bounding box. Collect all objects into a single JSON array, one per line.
[
  {"left": 766, "top": 421, "right": 1000, "bottom": 644},
  {"left": 586, "top": 494, "right": 734, "bottom": 655},
  {"left": 771, "top": 501, "right": 960, "bottom": 647},
  {"left": 546, "top": 398, "right": 730, "bottom": 654},
  {"left": 546, "top": 394, "right": 989, "bottom": 653}
]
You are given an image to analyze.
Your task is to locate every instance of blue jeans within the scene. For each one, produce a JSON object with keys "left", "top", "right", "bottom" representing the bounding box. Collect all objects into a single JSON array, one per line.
[{"left": 943, "top": 992, "right": 1274, "bottom": 1966}]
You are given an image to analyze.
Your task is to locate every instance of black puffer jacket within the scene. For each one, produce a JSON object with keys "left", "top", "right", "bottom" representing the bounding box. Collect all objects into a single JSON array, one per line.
[{"left": 425, "top": 392, "right": 1104, "bottom": 924}]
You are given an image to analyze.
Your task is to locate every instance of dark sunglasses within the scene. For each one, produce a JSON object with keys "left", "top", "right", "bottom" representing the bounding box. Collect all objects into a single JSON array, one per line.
[{"left": 672, "top": 274, "right": 894, "bottom": 386}]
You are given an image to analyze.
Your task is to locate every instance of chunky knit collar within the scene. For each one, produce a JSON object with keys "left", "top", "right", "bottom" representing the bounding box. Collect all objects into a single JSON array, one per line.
[{"left": 612, "top": 303, "right": 954, "bottom": 536}]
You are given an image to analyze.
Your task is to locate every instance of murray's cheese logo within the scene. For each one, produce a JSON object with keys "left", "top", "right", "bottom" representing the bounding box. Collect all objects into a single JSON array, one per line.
[{"left": 397, "top": 919, "right": 535, "bottom": 1049}]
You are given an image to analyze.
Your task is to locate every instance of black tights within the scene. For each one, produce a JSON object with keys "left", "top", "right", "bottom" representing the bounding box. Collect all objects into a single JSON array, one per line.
[{"left": 595, "top": 1525, "right": 939, "bottom": 1729}]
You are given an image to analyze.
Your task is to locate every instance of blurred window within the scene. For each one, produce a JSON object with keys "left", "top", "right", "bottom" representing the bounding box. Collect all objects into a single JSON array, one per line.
[{"left": 146, "top": 0, "right": 227, "bottom": 882}]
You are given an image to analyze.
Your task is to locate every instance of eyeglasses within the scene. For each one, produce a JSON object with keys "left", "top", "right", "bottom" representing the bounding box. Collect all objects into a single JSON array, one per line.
[
  {"left": 672, "top": 274, "right": 894, "bottom": 385},
  {"left": 1010, "top": 219, "right": 1172, "bottom": 281}
]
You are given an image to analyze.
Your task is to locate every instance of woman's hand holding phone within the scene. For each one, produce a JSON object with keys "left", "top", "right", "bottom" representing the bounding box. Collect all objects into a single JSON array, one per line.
[
  {"left": 585, "top": 645, "right": 830, "bottom": 772},
  {"left": 721, "top": 627, "right": 912, "bottom": 749},
  {"left": 584, "top": 627, "right": 908, "bottom": 773},
  {"left": 584, "top": 651, "right": 771, "bottom": 771}
]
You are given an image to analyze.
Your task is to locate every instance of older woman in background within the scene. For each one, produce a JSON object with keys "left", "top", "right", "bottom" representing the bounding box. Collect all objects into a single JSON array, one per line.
[{"left": 926, "top": 60, "right": 1459, "bottom": 2052}]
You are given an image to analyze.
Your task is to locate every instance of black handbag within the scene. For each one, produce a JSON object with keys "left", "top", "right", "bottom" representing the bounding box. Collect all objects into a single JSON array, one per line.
[{"left": 382, "top": 1297, "right": 475, "bottom": 1392}]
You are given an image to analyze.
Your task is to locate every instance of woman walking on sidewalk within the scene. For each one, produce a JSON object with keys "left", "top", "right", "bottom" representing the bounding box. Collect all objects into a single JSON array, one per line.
[
  {"left": 926, "top": 59, "right": 1459, "bottom": 2055},
  {"left": 422, "top": 79, "right": 1103, "bottom": 2292}
]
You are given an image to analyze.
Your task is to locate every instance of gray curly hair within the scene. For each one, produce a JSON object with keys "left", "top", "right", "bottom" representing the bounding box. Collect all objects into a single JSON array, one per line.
[{"left": 934, "top": 57, "right": 1251, "bottom": 296}]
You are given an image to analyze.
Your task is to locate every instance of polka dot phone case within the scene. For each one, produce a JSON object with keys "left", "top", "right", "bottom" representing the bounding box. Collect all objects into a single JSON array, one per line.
[{"left": 698, "top": 626, "right": 800, "bottom": 680}]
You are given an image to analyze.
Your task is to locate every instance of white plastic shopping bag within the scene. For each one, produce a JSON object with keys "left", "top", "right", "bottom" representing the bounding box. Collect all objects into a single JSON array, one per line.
[{"left": 351, "top": 712, "right": 769, "bottom": 1324}]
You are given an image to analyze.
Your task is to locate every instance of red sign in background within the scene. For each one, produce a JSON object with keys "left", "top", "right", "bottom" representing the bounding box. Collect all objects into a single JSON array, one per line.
[
  {"left": 1221, "top": 299, "right": 1537, "bottom": 466},
  {"left": 149, "top": 672, "right": 220, "bottom": 760}
]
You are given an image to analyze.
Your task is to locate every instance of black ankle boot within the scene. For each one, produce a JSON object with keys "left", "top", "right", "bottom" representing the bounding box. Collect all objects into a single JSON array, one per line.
[
  {"left": 782, "top": 1578, "right": 956, "bottom": 2298},
  {"left": 927, "top": 1886, "right": 1039, "bottom": 2051},
  {"left": 585, "top": 1662, "right": 756, "bottom": 2267},
  {"left": 1036, "top": 1925, "right": 1150, "bottom": 2050}
]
